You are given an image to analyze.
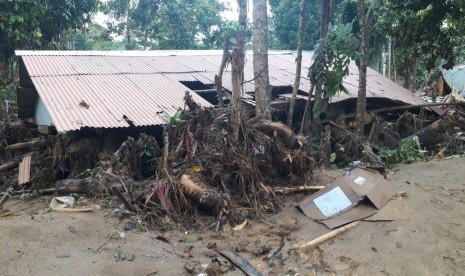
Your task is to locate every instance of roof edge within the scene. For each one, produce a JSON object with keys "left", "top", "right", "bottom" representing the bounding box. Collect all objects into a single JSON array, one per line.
[{"left": 15, "top": 50, "right": 304, "bottom": 57}]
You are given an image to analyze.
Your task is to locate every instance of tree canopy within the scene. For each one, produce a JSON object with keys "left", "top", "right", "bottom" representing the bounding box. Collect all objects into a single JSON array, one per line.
[{"left": 0, "top": 0, "right": 98, "bottom": 81}]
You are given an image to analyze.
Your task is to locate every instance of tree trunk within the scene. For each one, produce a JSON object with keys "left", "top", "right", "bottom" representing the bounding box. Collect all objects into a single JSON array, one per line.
[
  {"left": 320, "top": 0, "right": 331, "bottom": 38},
  {"left": 355, "top": 0, "right": 368, "bottom": 136},
  {"left": 215, "top": 35, "right": 231, "bottom": 108},
  {"left": 287, "top": 0, "right": 307, "bottom": 128},
  {"left": 387, "top": 37, "right": 392, "bottom": 80},
  {"left": 230, "top": 0, "right": 247, "bottom": 142},
  {"left": 252, "top": 0, "right": 271, "bottom": 120},
  {"left": 0, "top": 54, "right": 7, "bottom": 87},
  {"left": 410, "top": 58, "right": 417, "bottom": 93},
  {"left": 299, "top": 83, "right": 315, "bottom": 135}
]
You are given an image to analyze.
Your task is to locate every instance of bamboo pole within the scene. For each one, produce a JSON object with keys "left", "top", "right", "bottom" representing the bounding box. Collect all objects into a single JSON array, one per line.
[
  {"left": 299, "top": 221, "right": 361, "bottom": 249},
  {"left": 274, "top": 185, "right": 325, "bottom": 195}
]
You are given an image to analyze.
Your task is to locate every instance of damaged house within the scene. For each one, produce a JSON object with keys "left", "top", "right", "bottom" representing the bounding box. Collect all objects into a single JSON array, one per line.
[
  {"left": 12, "top": 50, "right": 430, "bottom": 178},
  {"left": 16, "top": 50, "right": 427, "bottom": 131}
]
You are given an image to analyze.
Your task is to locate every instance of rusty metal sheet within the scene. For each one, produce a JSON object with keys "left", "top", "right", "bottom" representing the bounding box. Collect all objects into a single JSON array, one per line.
[
  {"left": 21, "top": 55, "right": 77, "bottom": 77},
  {"left": 18, "top": 155, "right": 32, "bottom": 185},
  {"left": 104, "top": 56, "right": 160, "bottom": 73},
  {"left": 139, "top": 56, "right": 195, "bottom": 73},
  {"left": 31, "top": 73, "right": 212, "bottom": 132}
]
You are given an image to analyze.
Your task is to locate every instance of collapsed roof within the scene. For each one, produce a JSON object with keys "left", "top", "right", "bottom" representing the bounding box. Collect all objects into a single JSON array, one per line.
[{"left": 16, "top": 50, "right": 425, "bottom": 132}]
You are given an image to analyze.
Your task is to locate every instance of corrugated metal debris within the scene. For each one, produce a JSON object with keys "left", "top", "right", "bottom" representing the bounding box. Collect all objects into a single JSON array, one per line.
[
  {"left": 18, "top": 155, "right": 32, "bottom": 185},
  {"left": 442, "top": 65, "right": 465, "bottom": 95}
]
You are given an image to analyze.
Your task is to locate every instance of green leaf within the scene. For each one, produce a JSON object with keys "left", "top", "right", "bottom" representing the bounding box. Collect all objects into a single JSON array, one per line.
[{"left": 330, "top": 152, "right": 337, "bottom": 163}]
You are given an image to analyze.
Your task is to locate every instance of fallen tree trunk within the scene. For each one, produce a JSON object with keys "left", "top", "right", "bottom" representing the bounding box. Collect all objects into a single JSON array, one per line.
[
  {"left": 6, "top": 138, "right": 44, "bottom": 151},
  {"left": 0, "top": 152, "right": 35, "bottom": 173},
  {"left": 404, "top": 116, "right": 465, "bottom": 147},
  {"left": 55, "top": 178, "right": 92, "bottom": 193},
  {"left": 255, "top": 120, "right": 303, "bottom": 148},
  {"left": 180, "top": 174, "right": 227, "bottom": 212},
  {"left": 0, "top": 160, "right": 19, "bottom": 173},
  {"left": 322, "top": 102, "right": 465, "bottom": 123}
]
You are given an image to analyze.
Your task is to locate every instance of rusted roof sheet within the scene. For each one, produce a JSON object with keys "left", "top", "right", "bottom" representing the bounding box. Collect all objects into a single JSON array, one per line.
[
  {"left": 331, "top": 63, "right": 425, "bottom": 105},
  {"left": 138, "top": 56, "right": 196, "bottom": 73},
  {"left": 18, "top": 155, "right": 32, "bottom": 185},
  {"left": 30, "top": 74, "right": 211, "bottom": 131},
  {"left": 22, "top": 55, "right": 77, "bottom": 77},
  {"left": 17, "top": 50, "right": 426, "bottom": 132}
]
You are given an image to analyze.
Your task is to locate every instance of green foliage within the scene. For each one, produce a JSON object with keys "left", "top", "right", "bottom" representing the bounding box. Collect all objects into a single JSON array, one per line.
[
  {"left": 309, "top": 23, "right": 359, "bottom": 117},
  {"left": 104, "top": 0, "right": 225, "bottom": 50},
  {"left": 78, "top": 166, "right": 100, "bottom": 178},
  {"left": 0, "top": 0, "right": 98, "bottom": 81},
  {"left": 379, "top": 0, "right": 465, "bottom": 75},
  {"left": 269, "top": 0, "right": 321, "bottom": 50},
  {"left": 59, "top": 24, "right": 125, "bottom": 51},
  {"left": 164, "top": 110, "right": 184, "bottom": 127},
  {"left": 379, "top": 138, "right": 425, "bottom": 164}
]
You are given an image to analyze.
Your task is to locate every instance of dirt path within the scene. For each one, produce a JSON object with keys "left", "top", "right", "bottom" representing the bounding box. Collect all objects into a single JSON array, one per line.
[{"left": 1, "top": 158, "right": 465, "bottom": 275}]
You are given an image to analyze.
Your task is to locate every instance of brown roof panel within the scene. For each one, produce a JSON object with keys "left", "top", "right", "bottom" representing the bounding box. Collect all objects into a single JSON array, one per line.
[
  {"left": 31, "top": 73, "right": 212, "bottom": 132},
  {"left": 171, "top": 56, "right": 220, "bottom": 72},
  {"left": 22, "top": 55, "right": 77, "bottom": 77},
  {"left": 104, "top": 56, "right": 160, "bottom": 73},
  {"left": 139, "top": 56, "right": 195, "bottom": 73},
  {"left": 165, "top": 72, "right": 215, "bottom": 85},
  {"left": 67, "top": 56, "right": 121, "bottom": 75}
]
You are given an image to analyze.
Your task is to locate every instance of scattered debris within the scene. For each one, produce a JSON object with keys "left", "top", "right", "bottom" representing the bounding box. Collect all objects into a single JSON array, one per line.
[
  {"left": 298, "top": 168, "right": 396, "bottom": 229},
  {"left": 232, "top": 219, "right": 247, "bottom": 231},
  {"left": 112, "top": 250, "right": 135, "bottom": 262},
  {"left": 215, "top": 249, "right": 263, "bottom": 276},
  {"left": 68, "top": 225, "right": 78, "bottom": 234},
  {"left": 49, "top": 196, "right": 94, "bottom": 212}
]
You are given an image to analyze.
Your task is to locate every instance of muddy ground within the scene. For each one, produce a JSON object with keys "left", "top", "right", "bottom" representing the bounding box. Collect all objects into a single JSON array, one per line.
[{"left": 1, "top": 157, "right": 465, "bottom": 276}]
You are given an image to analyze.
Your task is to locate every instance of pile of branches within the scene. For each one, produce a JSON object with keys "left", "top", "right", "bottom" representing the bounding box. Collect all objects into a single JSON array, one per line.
[
  {"left": 326, "top": 110, "right": 465, "bottom": 167},
  {"left": 134, "top": 105, "right": 315, "bottom": 226}
]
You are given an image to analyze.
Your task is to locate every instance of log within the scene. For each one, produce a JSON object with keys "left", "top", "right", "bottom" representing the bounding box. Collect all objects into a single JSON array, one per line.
[
  {"left": 274, "top": 185, "right": 325, "bottom": 195},
  {"left": 299, "top": 221, "right": 361, "bottom": 250},
  {"left": 0, "top": 160, "right": 19, "bottom": 173},
  {"left": 55, "top": 178, "right": 92, "bottom": 193},
  {"left": 180, "top": 174, "right": 226, "bottom": 211},
  {"left": 0, "top": 152, "right": 35, "bottom": 173},
  {"left": 322, "top": 102, "right": 465, "bottom": 123},
  {"left": 404, "top": 116, "right": 465, "bottom": 147},
  {"left": 255, "top": 120, "right": 302, "bottom": 148},
  {"left": 6, "top": 138, "right": 44, "bottom": 151}
]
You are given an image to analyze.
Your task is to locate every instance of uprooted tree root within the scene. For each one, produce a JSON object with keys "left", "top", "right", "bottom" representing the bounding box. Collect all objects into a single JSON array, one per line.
[{"left": 137, "top": 107, "right": 315, "bottom": 226}]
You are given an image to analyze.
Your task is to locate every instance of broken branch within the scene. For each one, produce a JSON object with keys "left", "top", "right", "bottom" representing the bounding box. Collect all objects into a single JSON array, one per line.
[{"left": 274, "top": 186, "right": 325, "bottom": 195}]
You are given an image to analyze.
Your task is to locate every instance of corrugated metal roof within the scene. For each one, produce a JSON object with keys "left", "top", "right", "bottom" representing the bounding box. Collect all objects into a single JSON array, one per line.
[
  {"left": 442, "top": 65, "right": 465, "bottom": 92},
  {"left": 22, "top": 55, "right": 77, "bottom": 77},
  {"left": 30, "top": 73, "right": 211, "bottom": 132},
  {"left": 18, "top": 155, "right": 32, "bottom": 185},
  {"left": 17, "top": 50, "right": 425, "bottom": 132}
]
